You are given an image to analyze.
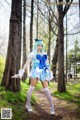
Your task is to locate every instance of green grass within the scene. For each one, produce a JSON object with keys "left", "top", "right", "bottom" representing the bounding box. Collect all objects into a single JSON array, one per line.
[
  {"left": 35, "top": 81, "right": 43, "bottom": 90},
  {"left": 0, "top": 81, "right": 36, "bottom": 120},
  {"left": 54, "top": 82, "right": 80, "bottom": 105},
  {"left": 0, "top": 56, "right": 5, "bottom": 83},
  {"left": 33, "top": 77, "right": 80, "bottom": 106},
  {"left": 35, "top": 80, "right": 57, "bottom": 90}
]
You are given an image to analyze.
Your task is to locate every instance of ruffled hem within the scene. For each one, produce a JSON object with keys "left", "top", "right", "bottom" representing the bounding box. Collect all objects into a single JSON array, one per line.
[{"left": 29, "top": 67, "right": 53, "bottom": 81}]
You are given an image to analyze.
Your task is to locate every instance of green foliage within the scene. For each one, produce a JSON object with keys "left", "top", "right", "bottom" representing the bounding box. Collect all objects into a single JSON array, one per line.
[
  {"left": 68, "top": 40, "right": 80, "bottom": 64},
  {"left": 68, "top": 52, "right": 80, "bottom": 63},
  {"left": 35, "top": 82, "right": 43, "bottom": 90},
  {"left": 0, "top": 56, "right": 5, "bottom": 83},
  {"left": 68, "top": 42, "right": 80, "bottom": 73},
  {"left": 77, "top": 66, "right": 80, "bottom": 73},
  {"left": 0, "top": 80, "right": 36, "bottom": 120}
]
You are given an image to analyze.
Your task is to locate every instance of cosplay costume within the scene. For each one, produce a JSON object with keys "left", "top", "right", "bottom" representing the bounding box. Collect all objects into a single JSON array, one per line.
[
  {"left": 25, "top": 39, "right": 55, "bottom": 115},
  {"left": 12, "top": 39, "right": 53, "bottom": 81},
  {"left": 28, "top": 39, "right": 53, "bottom": 81}
]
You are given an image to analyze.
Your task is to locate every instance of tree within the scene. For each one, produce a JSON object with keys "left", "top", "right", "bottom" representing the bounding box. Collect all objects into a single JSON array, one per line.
[
  {"left": 1, "top": 0, "right": 22, "bottom": 91},
  {"left": 47, "top": 2, "right": 51, "bottom": 63},
  {"left": 22, "top": 0, "right": 27, "bottom": 80},
  {"left": 68, "top": 40, "right": 80, "bottom": 79},
  {"left": 52, "top": 38, "right": 58, "bottom": 81},
  {"left": 29, "top": 0, "right": 34, "bottom": 84},
  {"left": 57, "top": 3, "right": 65, "bottom": 92},
  {"left": 57, "top": 0, "right": 73, "bottom": 92}
]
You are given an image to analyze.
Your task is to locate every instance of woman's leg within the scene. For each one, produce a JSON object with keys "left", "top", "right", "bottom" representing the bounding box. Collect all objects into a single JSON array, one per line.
[
  {"left": 26, "top": 78, "right": 38, "bottom": 111},
  {"left": 41, "top": 80, "right": 55, "bottom": 114}
]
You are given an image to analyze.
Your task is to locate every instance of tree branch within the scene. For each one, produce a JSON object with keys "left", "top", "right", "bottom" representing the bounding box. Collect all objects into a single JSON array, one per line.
[{"left": 63, "top": 0, "right": 73, "bottom": 17}]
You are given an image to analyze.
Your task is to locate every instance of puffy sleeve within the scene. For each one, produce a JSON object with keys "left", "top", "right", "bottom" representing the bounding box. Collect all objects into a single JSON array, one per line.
[{"left": 28, "top": 52, "right": 35, "bottom": 61}]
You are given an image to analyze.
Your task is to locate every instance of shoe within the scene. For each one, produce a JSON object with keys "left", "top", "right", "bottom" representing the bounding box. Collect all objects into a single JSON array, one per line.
[
  {"left": 51, "top": 111, "right": 55, "bottom": 115},
  {"left": 50, "top": 108, "right": 55, "bottom": 115},
  {"left": 25, "top": 105, "right": 33, "bottom": 112}
]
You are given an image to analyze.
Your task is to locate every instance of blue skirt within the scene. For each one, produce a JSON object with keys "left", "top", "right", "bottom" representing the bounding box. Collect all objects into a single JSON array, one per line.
[{"left": 29, "top": 66, "right": 53, "bottom": 82}]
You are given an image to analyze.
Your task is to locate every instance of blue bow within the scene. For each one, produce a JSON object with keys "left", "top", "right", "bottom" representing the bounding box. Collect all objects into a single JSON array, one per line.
[{"left": 36, "top": 54, "right": 48, "bottom": 69}]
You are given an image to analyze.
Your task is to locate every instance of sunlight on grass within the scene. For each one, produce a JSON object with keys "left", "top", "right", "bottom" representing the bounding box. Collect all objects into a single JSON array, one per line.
[
  {"left": 35, "top": 81, "right": 57, "bottom": 90},
  {"left": 54, "top": 82, "right": 80, "bottom": 105},
  {"left": 49, "top": 81, "right": 57, "bottom": 89},
  {"left": 0, "top": 56, "right": 5, "bottom": 83},
  {"left": 35, "top": 81, "right": 43, "bottom": 90}
]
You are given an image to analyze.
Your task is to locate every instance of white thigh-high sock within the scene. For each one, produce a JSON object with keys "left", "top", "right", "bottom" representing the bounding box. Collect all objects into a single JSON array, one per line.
[
  {"left": 26, "top": 86, "right": 35, "bottom": 109},
  {"left": 43, "top": 88, "right": 54, "bottom": 111}
]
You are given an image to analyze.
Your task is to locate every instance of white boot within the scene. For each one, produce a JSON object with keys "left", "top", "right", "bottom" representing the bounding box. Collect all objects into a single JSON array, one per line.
[
  {"left": 26, "top": 86, "right": 35, "bottom": 112},
  {"left": 25, "top": 105, "right": 33, "bottom": 112},
  {"left": 50, "top": 107, "right": 55, "bottom": 115},
  {"left": 43, "top": 87, "right": 55, "bottom": 115}
]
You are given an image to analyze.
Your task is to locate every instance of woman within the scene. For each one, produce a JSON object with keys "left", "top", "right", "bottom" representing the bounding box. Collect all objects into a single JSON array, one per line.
[{"left": 12, "top": 39, "right": 55, "bottom": 115}]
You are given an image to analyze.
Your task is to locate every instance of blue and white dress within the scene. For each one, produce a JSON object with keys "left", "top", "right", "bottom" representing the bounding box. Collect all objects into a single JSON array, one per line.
[{"left": 28, "top": 52, "right": 53, "bottom": 82}]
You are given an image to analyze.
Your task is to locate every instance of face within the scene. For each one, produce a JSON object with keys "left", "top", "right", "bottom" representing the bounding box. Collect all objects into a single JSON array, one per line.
[{"left": 37, "top": 44, "right": 43, "bottom": 52}]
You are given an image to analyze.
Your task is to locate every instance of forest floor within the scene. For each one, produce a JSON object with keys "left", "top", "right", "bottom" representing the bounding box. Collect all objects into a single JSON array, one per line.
[
  {"left": 0, "top": 76, "right": 80, "bottom": 120},
  {"left": 21, "top": 84, "right": 80, "bottom": 120}
]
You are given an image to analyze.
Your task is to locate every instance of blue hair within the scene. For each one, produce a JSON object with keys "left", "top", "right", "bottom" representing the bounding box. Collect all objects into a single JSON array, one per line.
[{"left": 33, "top": 39, "right": 45, "bottom": 55}]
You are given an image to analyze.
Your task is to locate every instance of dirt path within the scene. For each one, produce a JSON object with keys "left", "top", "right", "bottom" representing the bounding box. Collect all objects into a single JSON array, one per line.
[{"left": 22, "top": 88, "right": 80, "bottom": 120}]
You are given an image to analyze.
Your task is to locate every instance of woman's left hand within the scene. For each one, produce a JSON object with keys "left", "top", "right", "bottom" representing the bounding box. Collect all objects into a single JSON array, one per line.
[
  {"left": 11, "top": 74, "right": 19, "bottom": 78},
  {"left": 11, "top": 69, "right": 25, "bottom": 79}
]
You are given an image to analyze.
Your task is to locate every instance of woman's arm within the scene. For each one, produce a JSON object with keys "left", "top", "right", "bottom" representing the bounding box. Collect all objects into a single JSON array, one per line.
[
  {"left": 22, "top": 59, "right": 31, "bottom": 71},
  {"left": 11, "top": 52, "right": 34, "bottom": 79},
  {"left": 11, "top": 59, "right": 31, "bottom": 79}
]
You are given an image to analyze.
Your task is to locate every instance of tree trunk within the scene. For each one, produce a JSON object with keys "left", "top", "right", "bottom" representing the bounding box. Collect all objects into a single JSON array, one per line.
[
  {"left": 29, "top": 0, "right": 34, "bottom": 85},
  {"left": 47, "top": 5, "right": 51, "bottom": 63},
  {"left": 56, "top": 0, "right": 73, "bottom": 92},
  {"left": 36, "top": 0, "right": 39, "bottom": 39},
  {"left": 57, "top": 3, "right": 66, "bottom": 92},
  {"left": 16, "top": 0, "right": 22, "bottom": 87},
  {"left": 79, "top": 0, "right": 80, "bottom": 20},
  {"left": 30, "top": 0, "right": 34, "bottom": 52},
  {"left": 22, "top": 0, "right": 27, "bottom": 80},
  {"left": 52, "top": 38, "right": 58, "bottom": 81},
  {"left": 1, "top": 0, "right": 22, "bottom": 91}
]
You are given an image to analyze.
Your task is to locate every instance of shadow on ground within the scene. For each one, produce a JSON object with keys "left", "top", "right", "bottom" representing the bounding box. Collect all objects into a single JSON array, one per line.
[{"left": 21, "top": 102, "right": 63, "bottom": 120}]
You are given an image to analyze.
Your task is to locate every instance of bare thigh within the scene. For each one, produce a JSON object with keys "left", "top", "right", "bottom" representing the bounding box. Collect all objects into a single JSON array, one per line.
[
  {"left": 41, "top": 80, "right": 48, "bottom": 88},
  {"left": 30, "top": 78, "right": 38, "bottom": 87}
]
